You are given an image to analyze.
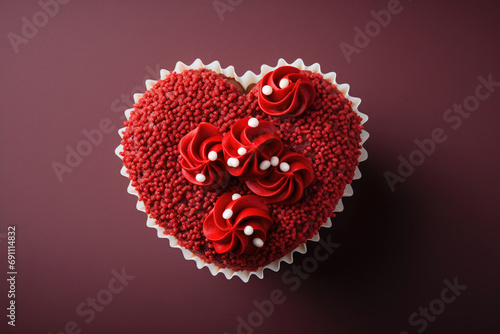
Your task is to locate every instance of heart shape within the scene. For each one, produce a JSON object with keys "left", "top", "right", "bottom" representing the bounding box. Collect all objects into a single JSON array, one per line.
[{"left": 116, "top": 59, "right": 368, "bottom": 281}]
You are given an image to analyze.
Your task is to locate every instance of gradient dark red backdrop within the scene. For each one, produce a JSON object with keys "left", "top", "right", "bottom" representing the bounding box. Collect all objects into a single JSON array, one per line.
[{"left": 1, "top": 0, "right": 499, "bottom": 333}]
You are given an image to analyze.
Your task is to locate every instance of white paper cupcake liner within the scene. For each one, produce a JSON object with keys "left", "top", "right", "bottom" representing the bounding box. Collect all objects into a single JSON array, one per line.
[{"left": 115, "top": 58, "right": 369, "bottom": 282}]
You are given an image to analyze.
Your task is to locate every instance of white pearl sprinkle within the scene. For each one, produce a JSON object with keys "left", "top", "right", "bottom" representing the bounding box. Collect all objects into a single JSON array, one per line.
[
  {"left": 244, "top": 225, "right": 254, "bottom": 236},
  {"left": 248, "top": 118, "right": 259, "bottom": 128},
  {"left": 262, "top": 85, "right": 273, "bottom": 96},
  {"left": 237, "top": 147, "right": 247, "bottom": 155},
  {"left": 222, "top": 209, "right": 233, "bottom": 220},
  {"left": 208, "top": 151, "right": 218, "bottom": 161},
  {"left": 279, "top": 78, "right": 289, "bottom": 89},
  {"left": 232, "top": 193, "right": 241, "bottom": 201},
  {"left": 259, "top": 160, "right": 271, "bottom": 170},
  {"left": 279, "top": 162, "right": 290, "bottom": 172},
  {"left": 253, "top": 238, "right": 264, "bottom": 248},
  {"left": 227, "top": 158, "right": 239, "bottom": 168},
  {"left": 195, "top": 174, "right": 206, "bottom": 183},
  {"left": 270, "top": 156, "right": 279, "bottom": 166}
]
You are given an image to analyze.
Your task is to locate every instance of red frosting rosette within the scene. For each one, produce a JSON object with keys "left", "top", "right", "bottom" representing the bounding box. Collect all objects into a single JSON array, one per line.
[
  {"left": 245, "top": 149, "right": 315, "bottom": 205},
  {"left": 258, "top": 66, "right": 315, "bottom": 117},
  {"left": 203, "top": 193, "right": 273, "bottom": 255},
  {"left": 178, "top": 123, "right": 229, "bottom": 187},
  {"left": 222, "top": 117, "right": 283, "bottom": 181}
]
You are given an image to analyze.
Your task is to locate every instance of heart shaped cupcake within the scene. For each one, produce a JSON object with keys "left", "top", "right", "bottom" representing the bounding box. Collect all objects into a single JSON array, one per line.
[{"left": 116, "top": 59, "right": 368, "bottom": 282}]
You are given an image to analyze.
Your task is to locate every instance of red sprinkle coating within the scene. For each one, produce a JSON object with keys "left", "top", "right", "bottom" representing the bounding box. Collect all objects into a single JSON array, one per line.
[{"left": 120, "top": 69, "right": 363, "bottom": 271}]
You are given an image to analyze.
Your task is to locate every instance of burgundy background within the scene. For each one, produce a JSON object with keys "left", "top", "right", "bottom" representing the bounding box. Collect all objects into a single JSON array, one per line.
[{"left": 1, "top": 0, "right": 499, "bottom": 333}]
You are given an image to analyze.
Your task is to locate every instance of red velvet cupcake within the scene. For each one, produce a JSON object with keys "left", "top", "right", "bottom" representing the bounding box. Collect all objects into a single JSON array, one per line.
[{"left": 115, "top": 59, "right": 369, "bottom": 282}]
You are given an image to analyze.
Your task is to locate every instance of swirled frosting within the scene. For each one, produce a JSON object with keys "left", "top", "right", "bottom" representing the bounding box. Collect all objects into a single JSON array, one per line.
[
  {"left": 178, "top": 123, "right": 229, "bottom": 186},
  {"left": 258, "top": 66, "right": 315, "bottom": 117},
  {"left": 203, "top": 193, "right": 273, "bottom": 255},
  {"left": 245, "top": 149, "right": 315, "bottom": 204},
  {"left": 222, "top": 117, "right": 283, "bottom": 181}
]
